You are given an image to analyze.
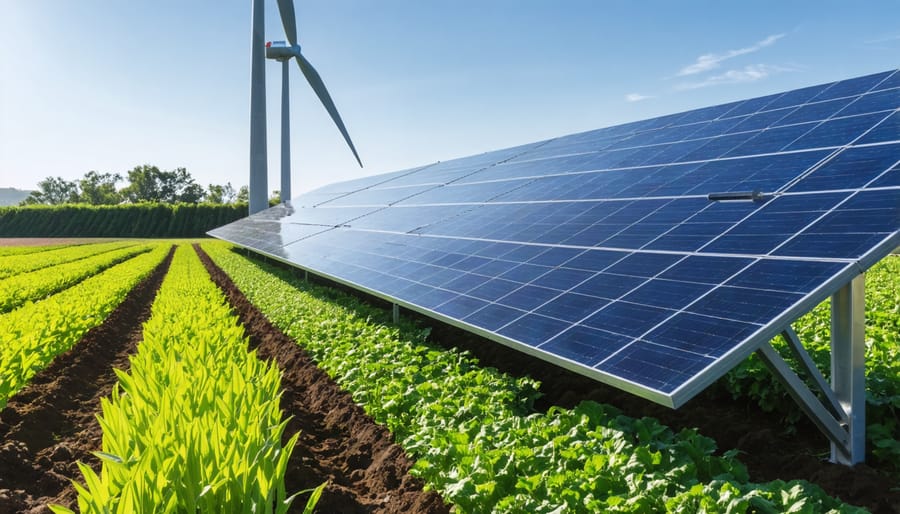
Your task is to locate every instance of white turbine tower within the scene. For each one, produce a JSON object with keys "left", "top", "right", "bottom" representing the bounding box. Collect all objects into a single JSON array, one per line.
[{"left": 248, "top": 0, "right": 362, "bottom": 214}]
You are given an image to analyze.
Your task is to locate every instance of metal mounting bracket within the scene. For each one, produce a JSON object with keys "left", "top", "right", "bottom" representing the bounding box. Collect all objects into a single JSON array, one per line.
[{"left": 755, "top": 274, "right": 866, "bottom": 465}]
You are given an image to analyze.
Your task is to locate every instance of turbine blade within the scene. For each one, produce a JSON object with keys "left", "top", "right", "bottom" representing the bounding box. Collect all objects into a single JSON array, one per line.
[
  {"left": 276, "top": 0, "right": 298, "bottom": 46},
  {"left": 296, "top": 54, "right": 363, "bottom": 167}
]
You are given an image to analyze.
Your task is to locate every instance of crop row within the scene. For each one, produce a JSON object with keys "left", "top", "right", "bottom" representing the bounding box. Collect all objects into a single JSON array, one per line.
[
  {"left": 0, "top": 243, "right": 154, "bottom": 313},
  {"left": 0, "top": 243, "right": 170, "bottom": 409},
  {"left": 0, "top": 240, "right": 138, "bottom": 279},
  {"left": 0, "top": 243, "right": 72, "bottom": 257},
  {"left": 54, "top": 245, "right": 318, "bottom": 514},
  {"left": 720, "top": 255, "right": 900, "bottom": 469},
  {"left": 203, "top": 241, "right": 862, "bottom": 513}
]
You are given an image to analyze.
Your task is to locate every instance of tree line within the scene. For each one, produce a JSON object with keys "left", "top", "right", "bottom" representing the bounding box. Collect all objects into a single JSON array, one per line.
[{"left": 21, "top": 165, "right": 280, "bottom": 206}]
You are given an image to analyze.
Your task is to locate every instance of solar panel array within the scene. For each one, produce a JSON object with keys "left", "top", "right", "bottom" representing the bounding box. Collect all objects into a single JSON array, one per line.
[{"left": 211, "top": 70, "right": 900, "bottom": 407}]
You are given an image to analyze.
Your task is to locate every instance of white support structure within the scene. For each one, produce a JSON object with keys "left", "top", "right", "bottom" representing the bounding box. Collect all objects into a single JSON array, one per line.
[{"left": 755, "top": 274, "right": 867, "bottom": 465}]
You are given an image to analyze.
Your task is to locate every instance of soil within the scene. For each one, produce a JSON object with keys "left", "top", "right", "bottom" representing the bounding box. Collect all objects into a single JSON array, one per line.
[
  {"left": 194, "top": 244, "right": 448, "bottom": 514},
  {"left": 0, "top": 246, "right": 175, "bottom": 513}
]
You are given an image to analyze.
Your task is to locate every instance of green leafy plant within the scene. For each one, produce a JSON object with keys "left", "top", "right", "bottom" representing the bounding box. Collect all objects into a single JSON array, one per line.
[{"left": 204, "top": 241, "right": 867, "bottom": 513}]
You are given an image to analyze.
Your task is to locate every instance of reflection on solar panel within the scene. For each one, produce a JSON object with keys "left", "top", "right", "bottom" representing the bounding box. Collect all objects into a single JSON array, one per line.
[{"left": 212, "top": 70, "right": 898, "bottom": 461}]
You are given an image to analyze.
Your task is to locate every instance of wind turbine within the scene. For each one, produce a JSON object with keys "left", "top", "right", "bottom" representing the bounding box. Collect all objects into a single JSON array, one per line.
[{"left": 248, "top": 0, "right": 362, "bottom": 214}]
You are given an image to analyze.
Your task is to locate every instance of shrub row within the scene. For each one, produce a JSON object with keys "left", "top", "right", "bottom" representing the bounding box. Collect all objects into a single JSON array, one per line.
[
  {"left": 204, "top": 241, "right": 862, "bottom": 513},
  {"left": 0, "top": 203, "right": 247, "bottom": 238}
]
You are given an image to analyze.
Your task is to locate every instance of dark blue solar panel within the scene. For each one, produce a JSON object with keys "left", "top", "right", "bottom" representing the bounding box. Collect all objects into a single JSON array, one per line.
[
  {"left": 788, "top": 143, "right": 900, "bottom": 192},
  {"left": 211, "top": 69, "right": 900, "bottom": 408},
  {"left": 784, "top": 112, "right": 889, "bottom": 151},
  {"left": 774, "top": 97, "right": 855, "bottom": 126},
  {"left": 810, "top": 70, "right": 895, "bottom": 102},
  {"left": 857, "top": 111, "right": 900, "bottom": 145},
  {"left": 837, "top": 89, "right": 900, "bottom": 117}
]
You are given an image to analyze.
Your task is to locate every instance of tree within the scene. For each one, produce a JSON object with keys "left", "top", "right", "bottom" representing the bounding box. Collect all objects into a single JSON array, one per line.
[
  {"left": 120, "top": 165, "right": 206, "bottom": 204},
  {"left": 21, "top": 176, "right": 79, "bottom": 205},
  {"left": 78, "top": 171, "right": 122, "bottom": 205},
  {"left": 269, "top": 190, "right": 280, "bottom": 206},
  {"left": 178, "top": 182, "right": 206, "bottom": 203},
  {"left": 207, "top": 182, "right": 237, "bottom": 204},
  {"left": 236, "top": 185, "right": 249, "bottom": 203}
]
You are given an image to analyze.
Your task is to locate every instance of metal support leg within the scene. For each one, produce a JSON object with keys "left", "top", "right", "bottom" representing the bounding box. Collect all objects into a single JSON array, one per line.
[
  {"left": 393, "top": 303, "right": 400, "bottom": 324},
  {"left": 756, "top": 274, "right": 867, "bottom": 466},
  {"left": 830, "top": 275, "right": 866, "bottom": 465},
  {"left": 304, "top": 270, "right": 309, "bottom": 282}
]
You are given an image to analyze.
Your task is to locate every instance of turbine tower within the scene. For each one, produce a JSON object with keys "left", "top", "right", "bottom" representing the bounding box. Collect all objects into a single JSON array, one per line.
[
  {"left": 266, "top": 41, "right": 294, "bottom": 203},
  {"left": 249, "top": 0, "right": 362, "bottom": 214},
  {"left": 249, "top": 0, "right": 267, "bottom": 214}
]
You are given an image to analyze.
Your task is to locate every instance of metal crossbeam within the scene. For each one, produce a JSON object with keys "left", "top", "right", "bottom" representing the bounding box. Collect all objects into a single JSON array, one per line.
[{"left": 755, "top": 275, "right": 866, "bottom": 465}]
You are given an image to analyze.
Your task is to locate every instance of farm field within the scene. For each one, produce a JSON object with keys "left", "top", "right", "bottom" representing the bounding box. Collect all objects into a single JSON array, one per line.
[{"left": 0, "top": 239, "right": 897, "bottom": 513}]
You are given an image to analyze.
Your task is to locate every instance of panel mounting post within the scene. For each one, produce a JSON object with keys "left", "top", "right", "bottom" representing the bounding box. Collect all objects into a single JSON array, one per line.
[
  {"left": 755, "top": 274, "right": 866, "bottom": 466},
  {"left": 393, "top": 303, "right": 400, "bottom": 324},
  {"left": 830, "top": 274, "right": 866, "bottom": 465}
]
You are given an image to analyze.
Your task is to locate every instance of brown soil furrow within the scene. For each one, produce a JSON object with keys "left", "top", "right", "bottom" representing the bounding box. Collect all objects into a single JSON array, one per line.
[
  {"left": 0, "top": 246, "right": 175, "bottom": 514},
  {"left": 193, "top": 244, "right": 448, "bottom": 514}
]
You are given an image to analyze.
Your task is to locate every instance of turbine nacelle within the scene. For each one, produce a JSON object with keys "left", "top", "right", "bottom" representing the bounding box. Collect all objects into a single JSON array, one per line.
[{"left": 265, "top": 40, "right": 301, "bottom": 61}]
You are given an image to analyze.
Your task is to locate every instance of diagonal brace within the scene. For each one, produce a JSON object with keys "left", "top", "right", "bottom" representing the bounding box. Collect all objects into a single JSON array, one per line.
[
  {"left": 755, "top": 275, "right": 866, "bottom": 465},
  {"left": 755, "top": 343, "right": 849, "bottom": 450},
  {"left": 780, "top": 327, "right": 846, "bottom": 421}
]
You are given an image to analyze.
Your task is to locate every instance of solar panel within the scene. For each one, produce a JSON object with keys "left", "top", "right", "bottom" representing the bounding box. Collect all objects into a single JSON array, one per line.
[{"left": 211, "top": 69, "right": 899, "bottom": 408}]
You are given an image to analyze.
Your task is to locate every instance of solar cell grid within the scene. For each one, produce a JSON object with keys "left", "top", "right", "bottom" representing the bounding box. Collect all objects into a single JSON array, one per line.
[{"left": 211, "top": 69, "right": 900, "bottom": 407}]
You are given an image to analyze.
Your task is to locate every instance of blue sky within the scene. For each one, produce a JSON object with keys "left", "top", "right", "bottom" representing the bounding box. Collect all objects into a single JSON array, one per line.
[{"left": 1, "top": 1, "right": 898, "bottom": 196}]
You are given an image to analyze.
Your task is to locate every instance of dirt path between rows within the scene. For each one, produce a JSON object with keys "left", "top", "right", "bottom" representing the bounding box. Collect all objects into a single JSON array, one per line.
[
  {"left": 0, "top": 246, "right": 175, "bottom": 513},
  {"left": 194, "top": 244, "right": 448, "bottom": 514}
]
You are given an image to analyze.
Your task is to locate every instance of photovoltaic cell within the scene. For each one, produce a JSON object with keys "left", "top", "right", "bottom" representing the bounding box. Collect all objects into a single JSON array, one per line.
[{"left": 211, "top": 69, "right": 900, "bottom": 407}]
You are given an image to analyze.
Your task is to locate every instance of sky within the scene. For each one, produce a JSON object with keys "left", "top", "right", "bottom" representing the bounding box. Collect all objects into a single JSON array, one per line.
[{"left": 1, "top": 1, "right": 899, "bottom": 197}]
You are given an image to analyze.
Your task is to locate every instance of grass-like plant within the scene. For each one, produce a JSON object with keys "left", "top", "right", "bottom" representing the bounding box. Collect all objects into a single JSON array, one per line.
[{"left": 52, "top": 245, "right": 320, "bottom": 513}]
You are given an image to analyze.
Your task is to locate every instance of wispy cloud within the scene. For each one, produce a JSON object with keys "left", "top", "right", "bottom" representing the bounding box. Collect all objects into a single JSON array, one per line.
[
  {"left": 862, "top": 33, "right": 900, "bottom": 50},
  {"left": 625, "top": 93, "right": 653, "bottom": 102},
  {"left": 864, "top": 33, "right": 900, "bottom": 45},
  {"left": 675, "top": 64, "right": 791, "bottom": 90},
  {"left": 677, "top": 34, "right": 784, "bottom": 76}
]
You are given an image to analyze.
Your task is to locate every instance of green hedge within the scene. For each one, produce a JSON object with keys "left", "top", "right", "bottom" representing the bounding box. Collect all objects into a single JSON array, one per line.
[{"left": 0, "top": 203, "right": 247, "bottom": 238}]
